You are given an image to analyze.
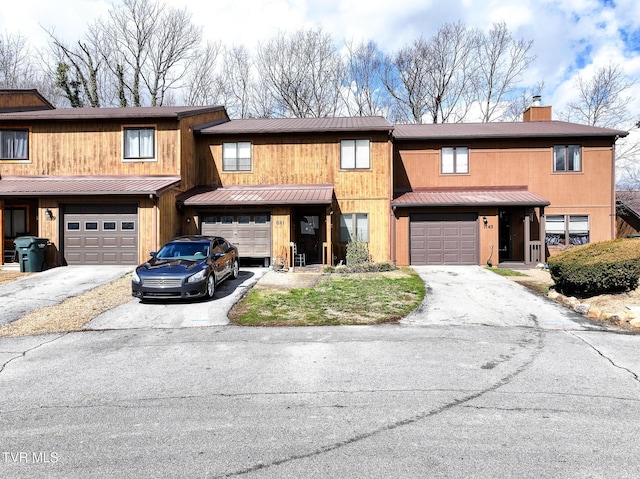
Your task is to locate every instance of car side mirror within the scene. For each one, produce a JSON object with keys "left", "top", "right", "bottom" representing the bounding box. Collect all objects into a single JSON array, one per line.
[
  {"left": 149, "top": 252, "right": 157, "bottom": 257},
  {"left": 212, "top": 252, "right": 224, "bottom": 260}
]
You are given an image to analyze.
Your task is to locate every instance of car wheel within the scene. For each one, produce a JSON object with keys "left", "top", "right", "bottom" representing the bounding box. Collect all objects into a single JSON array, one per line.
[
  {"left": 231, "top": 259, "right": 239, "bottom": 279},
  {"left": 206, "top": 274, "right": 216, "bottom": 299}
]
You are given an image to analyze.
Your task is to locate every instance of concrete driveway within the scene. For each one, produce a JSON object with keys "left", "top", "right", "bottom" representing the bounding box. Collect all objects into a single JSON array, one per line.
[
  {"left": 404, "top": 265, "right": 610, "bottom": 331},
  {"left": 0, "top": 265, "right": 132, "bottom": 326},
  {"left": 86, "top": 267, "right": 267, "bottom": 330}
]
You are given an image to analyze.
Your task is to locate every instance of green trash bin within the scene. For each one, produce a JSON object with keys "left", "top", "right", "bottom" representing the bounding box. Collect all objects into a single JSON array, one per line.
[{"left": 14, "top": 236, "right": 49, "bottom": 272}]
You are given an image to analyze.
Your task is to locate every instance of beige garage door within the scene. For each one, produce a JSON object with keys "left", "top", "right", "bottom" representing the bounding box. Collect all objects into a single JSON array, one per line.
[
  {"left": 410, "top": 213, "right": 478, "bottom": 265},
  {"left": 63, "top": 204, "right": 138, "bottom": 265},
  {"left": 201, "top": 213, "right": 271, "bottom": 259}
]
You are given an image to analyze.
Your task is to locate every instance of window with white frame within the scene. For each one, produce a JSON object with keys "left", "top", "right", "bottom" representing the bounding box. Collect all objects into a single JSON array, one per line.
[
  {"left": 340, "top": 213, "right": 369, "bottom": 242},
  {"left": 553, "top": 145, "right": 581, "bottom": 172},
  {"left": 441, "top": 147, "right": 468, "bottom": 174},
  {"left": 0, "top": 129, "right": 28, "bottom": 160},
  {"left": 340, "top": 139, "right": 370, "bottom": 169},
  {"left": 545, "top": 214, "right": 589, "bottom": 245},
  {"left": 123, "top": 127, "right": 155, "bottom": 160},
  {"left": 223, "top": 142, "right": 252, "bottom": 171}
]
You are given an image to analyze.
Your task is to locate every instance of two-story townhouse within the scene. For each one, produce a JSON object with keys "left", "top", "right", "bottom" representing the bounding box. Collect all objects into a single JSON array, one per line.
[
  {"left": 178, "top": 117, "right": 394, "bottom": 267},
  {"left": 0, "top": 90, "right": 228, "bottom": 266},
  {"left": 391, "top": 104, "right": 628, "bottom": 267}
]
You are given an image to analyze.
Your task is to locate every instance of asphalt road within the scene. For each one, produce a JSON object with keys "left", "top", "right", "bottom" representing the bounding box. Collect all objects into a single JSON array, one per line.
[{"left": 1, "top": 266, "right": 639, "bottom": 478}]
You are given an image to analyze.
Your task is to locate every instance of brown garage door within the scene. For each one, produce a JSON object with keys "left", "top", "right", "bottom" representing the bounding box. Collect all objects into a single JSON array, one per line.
[
  {"left": 63, "top": 204, "right": 138, "bottom": 265},
  {"left": 410, "top": 213, "right": 478, "bottom": 265},
  {"left": 201, "top": 213, "right": 271, "bottom": 258}
]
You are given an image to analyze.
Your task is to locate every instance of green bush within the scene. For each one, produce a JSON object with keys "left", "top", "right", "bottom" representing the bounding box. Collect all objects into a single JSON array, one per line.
[
  {"left": 346, "top": 238, "right": 371, "bottom": 266},
  {"left": 547, "top": 239, "right": 640, "bottom": 296},
  {"left": 324, "top": 261, "right": 396, "bottom": 274}
]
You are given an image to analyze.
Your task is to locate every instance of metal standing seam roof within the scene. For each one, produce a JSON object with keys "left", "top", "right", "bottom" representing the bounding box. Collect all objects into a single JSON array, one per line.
[
  {"left": 0, "top": 175, "right": 181, "bottom": 196},
  {"left": 0, "top": 105, "right": 226, "bottom": 121},
  {"left": 195, "top": 116, "right": 393, "bottom": 135},
  {"left": 392, "top": 187, "right": 550, "bottom": 207},
  {"left": 392, "top": 121, "right": 629, "bottom": 140},
  {"left": 180, "top": 184, "right": 334, "bottom": 206}
]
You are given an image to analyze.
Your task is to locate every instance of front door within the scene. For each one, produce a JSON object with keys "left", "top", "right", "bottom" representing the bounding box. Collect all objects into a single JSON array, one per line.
[
  {"left": 498, "top": 210, "right": 512, "bottom": 262},
  {"left": 296, "top": 212, "right": 322, "bottom": 264}
]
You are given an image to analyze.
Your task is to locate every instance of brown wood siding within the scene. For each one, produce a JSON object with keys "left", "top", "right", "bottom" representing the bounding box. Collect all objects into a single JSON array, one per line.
[
  {"left": 394, "top": 136, "right": 616, "bottom": 262},
  {"left": 272, "top": 207, "right": 291, "bottom": 264},
  {"left": 196, "top": 132, "right": 392, "bottom": 265},
  {"left": 0, "top": 91, "right": 52, "bottom": 111}
]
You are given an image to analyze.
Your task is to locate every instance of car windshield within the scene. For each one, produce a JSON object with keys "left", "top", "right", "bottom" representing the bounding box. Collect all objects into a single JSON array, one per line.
[{"left": 156, "top": 242, "right": 209, "bottom": 260}]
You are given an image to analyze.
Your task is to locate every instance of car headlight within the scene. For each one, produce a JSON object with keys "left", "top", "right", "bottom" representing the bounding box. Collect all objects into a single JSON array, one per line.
[
  {"left": 187, "top": 269, "right": 207, "bottom": 283},
  {"left": 132, "top": 270, "right": 141, "bottom": 284}
]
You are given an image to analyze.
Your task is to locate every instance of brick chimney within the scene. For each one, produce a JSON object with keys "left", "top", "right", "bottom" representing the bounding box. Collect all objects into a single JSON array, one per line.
[{"left": 523, "top": 95, "right": 552, "bottom": 121}]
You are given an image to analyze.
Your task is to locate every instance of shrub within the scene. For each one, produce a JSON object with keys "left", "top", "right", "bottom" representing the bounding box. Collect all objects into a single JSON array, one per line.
[
  {"left": 346, "top": 238, "right": 371, "bottom": 266},
  {"left": 547, "top": 239, "right": 640, "bottom": 296}
]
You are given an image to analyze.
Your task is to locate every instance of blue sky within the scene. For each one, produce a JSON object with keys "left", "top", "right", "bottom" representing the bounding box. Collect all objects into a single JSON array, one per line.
[{"left": 1, "top": 0, "right": 639, "bottom": 123}]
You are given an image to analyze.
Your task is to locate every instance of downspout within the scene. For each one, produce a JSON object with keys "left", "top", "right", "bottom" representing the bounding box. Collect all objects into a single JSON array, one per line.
[
  {"left": 151, "top": 194, "right": 158, "bottom": 252},
  {"left": 388, "top": 130, "right": 395, "bottom": 264},
  {"left": 611, "top": 138, "right": 617, "bottom": 239}
]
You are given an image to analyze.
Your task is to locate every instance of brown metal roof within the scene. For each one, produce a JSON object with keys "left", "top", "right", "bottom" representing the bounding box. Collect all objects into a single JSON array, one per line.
[
  {"left": 617, "top": 191, "right": 640, "bottom": 219},
  {"left": 392, "top": 187, "right": 550, "bottom": 207},
  {"left": 181, "top": 184, "right": 334, "bottom": 206},
  {"left": 196, "top": 116, "right": 393, "bottom": 135},
  {"left": 0, "top": 175, "right": 181, "bottom": 196},
  {"left": 393, "top": 121, "right": 628, "bottom": 140},
  {"left": 0, "top": 105, "right": 226, "bottom": 121}
]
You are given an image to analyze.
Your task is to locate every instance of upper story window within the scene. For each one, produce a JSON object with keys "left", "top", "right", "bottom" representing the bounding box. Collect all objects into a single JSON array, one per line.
[
  {"left": 123, "top": 127, "right": 155, "bottom": 160},
  {"left": 341, "top": 139, "right": 370, "bottom": 169},
  {"left": 0, "top": 129, "right": 28, "bottom": 160},
  {"left": 441, "top": 147, "right": 468, "bottom": 174},
  {"left": 223, "top": 142, "right": 252, "bottom": 171},
  {"left": 339, "top": 213, "right": 369, "bottom": 242},
  {"left": 553, "top": 145, "right": 581, "bottom": 172}
]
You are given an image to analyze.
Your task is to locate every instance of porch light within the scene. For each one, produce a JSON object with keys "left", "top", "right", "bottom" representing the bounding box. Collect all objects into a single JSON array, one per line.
[
  {"left": 45, "top": 208, "right": 55, "bottom": 220},
  {"left": 482, "top": 216, "right": 488, "bottom": 226}
]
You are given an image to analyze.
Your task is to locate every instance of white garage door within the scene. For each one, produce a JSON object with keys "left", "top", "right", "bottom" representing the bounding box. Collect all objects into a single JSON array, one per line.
[
  {"left": 201, "top": 213, "right": 271, "bottom": 258},
  {"left": 63, "top": 204, "right": 138, "bottom": 265},
  {"left": 410, "top": 213, "right": 478, "bottom": 265}
]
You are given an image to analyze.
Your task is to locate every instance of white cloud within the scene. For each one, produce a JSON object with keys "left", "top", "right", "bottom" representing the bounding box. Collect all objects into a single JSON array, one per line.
[{"left": 1, "top": 0, "right": 638, "bottom": 122}]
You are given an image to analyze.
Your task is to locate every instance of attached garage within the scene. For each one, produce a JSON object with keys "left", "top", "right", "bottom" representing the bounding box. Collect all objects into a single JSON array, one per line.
[
  {"left": 410, "top": 213, "right": 479, "bottom": 265},
  {"left": 63, "top": 204, "right": 139, "bottom": 265},
  {"left": 201, "top": 213, "right": 271, "bottom": 258}
]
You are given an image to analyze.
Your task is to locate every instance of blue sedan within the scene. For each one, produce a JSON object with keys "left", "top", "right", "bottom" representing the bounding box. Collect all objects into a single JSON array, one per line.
[{"left": 132, "top": 235, "right": 239, "bottom": 301}]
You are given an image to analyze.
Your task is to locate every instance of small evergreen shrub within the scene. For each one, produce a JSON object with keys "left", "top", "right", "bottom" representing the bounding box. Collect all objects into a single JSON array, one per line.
[
  {"left": 547, "top": 239, "right": 640, "bottom": 296},
  {"left": 346, "top": 238, "right": 371, "bottom": 266}
]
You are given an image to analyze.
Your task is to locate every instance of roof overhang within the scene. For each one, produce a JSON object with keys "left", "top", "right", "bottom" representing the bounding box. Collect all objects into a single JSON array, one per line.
[
  {"left": 392, "top": 187, "right": 551, "bottom": 208},
  {"left": 0, "top": 175, "right": 181, "bottom": 197},
  {"left": 179, "top": 184, "right": 334, "bottom": 206}
]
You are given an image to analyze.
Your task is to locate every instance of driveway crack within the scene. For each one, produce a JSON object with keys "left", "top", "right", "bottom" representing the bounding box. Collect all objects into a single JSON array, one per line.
[
  {"left": 0, "top": 334, "right": 67, "bottom": 375},
  {"left": 216, "top": 325, "right": 545, "bottom": 478},
  {"left": 570, "top": 332, "right": 640, "bottom": 385}
]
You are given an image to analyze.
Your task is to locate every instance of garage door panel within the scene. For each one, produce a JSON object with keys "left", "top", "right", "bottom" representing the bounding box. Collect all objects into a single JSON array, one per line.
[
  {"left": 201, "top": 213, "right": 271, "bottom": 258},
  {"left": 63, "top": 205, "right": 138, "bottom": 265},
  {"left": 411, "top": 213, "right": 478, "bottom": 265}
]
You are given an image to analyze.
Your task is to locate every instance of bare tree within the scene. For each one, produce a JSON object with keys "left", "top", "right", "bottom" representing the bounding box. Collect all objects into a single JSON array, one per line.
[
  {"left": 342, "top": 39, "right": 389, "bottom": 117},
  {"left": 220, "top": 45, "right": 255, "bottom": 118},
  {"left": 46, "top": 28, "right": 103, "bottom": 107},
  {"left": 474, "top": 22, "right": 536, "bottom": 122},
  {"left": 0, "top": 32, "right": 31, "bottom": 87},
  {"left": 256, "top": 28, "right": 343, "bottom": 118},
  {"left": 561, "top": 63, "right": 636, "bottom": 128},
  {"left": 501, "top": 82, "right": 545, "bottom": 121},
  {"left": 183, "top": 40, "right": 224, "bottom": 106},
  {"left": 380, "top": 37, "right": 430, "bottom": 123},
  {"left": 382, "top": 22, "right": 477, "bottom": 124}
]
